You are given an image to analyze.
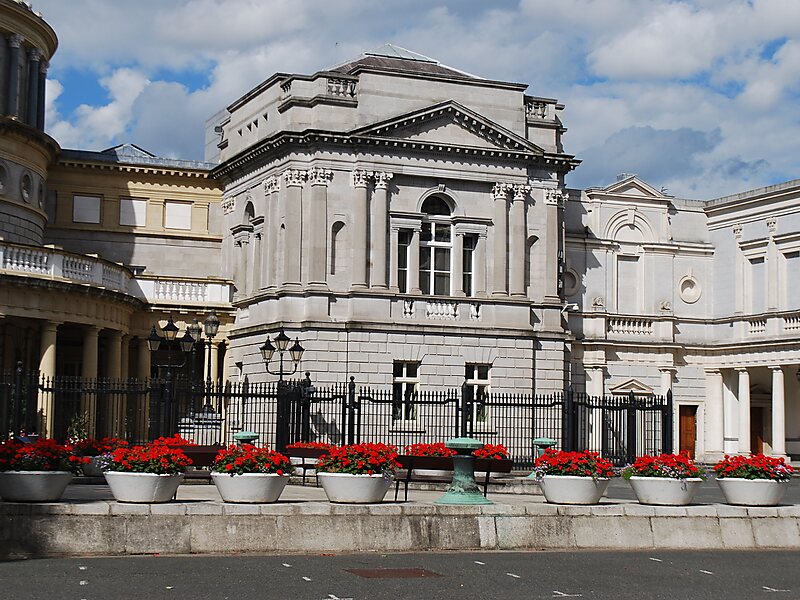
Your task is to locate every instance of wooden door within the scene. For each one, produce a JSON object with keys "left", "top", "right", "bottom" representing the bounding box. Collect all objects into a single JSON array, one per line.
[
  {"left": 750, "top": 407, "right": 764, "bottom": 454},
  {"left": 679, "top": 405, "right": 697, "bottom": 459}
]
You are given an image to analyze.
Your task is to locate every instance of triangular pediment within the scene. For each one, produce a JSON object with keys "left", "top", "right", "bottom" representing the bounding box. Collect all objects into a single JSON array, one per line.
[
  {"left": 602, "top": 175, "right": 668, "bottom": 199},
  {"left": 608, "top": 378, "right": 654, "bottom": 395},
  {"left": 350, "top": 101, "right": 543, "bottom": 154}
]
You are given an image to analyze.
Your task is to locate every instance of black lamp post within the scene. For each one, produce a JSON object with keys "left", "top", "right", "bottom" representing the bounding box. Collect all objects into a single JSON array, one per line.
[
  {"left": 261, "top": 329, "right": 305, "bottom": 452},
  {"left": 200, "top": 312, "right": 221, "bottom": 412}
]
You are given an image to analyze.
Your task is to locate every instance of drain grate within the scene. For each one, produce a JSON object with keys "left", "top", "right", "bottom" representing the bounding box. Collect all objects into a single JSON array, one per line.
[{"left": 346, "top": 568, "right": 443, "bottom": 579}]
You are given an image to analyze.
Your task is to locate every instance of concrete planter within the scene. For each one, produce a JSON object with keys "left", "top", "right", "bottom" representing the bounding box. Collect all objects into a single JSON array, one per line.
[
  {"left": 628, "top": 476, "right": 703, "bottom": 505},
  {"left": 318, "top": 472, "right": 393, "bottom": 503},
  {"left": 538, "top": 475, "right": 611, "bottom": 504},
  {"left": 717, "top": 477, "right": 790, "bottom": 506},
  {"left": 0, "top": 471, "right": 72, "bottom": 502},
  {"left": 104, "top": 472, "right": 184, "bottom": 503},
  {"left": 82, "top": 457, "right": 106, "bottom": 477},
  {"left": 211, "top": 472, "right": 289, "bottom": 503}
]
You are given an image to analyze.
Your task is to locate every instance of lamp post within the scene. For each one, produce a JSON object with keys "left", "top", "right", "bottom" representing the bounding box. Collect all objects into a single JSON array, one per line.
[
  {"left": 201, "top": 312, "right": 220, "bottom": 412},
  {"left": 260, "top": 329, "right": 305, "bottom": 452}
]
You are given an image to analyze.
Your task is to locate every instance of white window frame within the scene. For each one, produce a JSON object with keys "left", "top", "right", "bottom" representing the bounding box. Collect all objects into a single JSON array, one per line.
[
  {"left": 465, "top": 363, "right": 491, "bottom": 425},
  {"left": 420, "top": 217, "right": 452, "bottom": 296},
  {"left": 392, "top": 361, "right": 419, "bottom": 421}
]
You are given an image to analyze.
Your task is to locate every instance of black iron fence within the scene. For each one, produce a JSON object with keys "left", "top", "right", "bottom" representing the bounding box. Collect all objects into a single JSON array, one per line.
[{"left": 0, "top": 366, "right": 673, "bottom": 468}]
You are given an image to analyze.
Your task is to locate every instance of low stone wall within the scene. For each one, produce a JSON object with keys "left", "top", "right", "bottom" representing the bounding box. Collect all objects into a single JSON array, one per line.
[{"left": 1, "top": 501, "right": 799, "bottom": 557}]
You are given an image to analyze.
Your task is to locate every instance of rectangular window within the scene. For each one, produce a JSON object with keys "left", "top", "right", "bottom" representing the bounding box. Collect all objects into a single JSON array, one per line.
[
  {"left": 464, "top": 363, "right": 490, "bottom": 423},
  {"left": 392, "top": 361, "right": 419, "bottom": 421},
  {"left": 420, "top": 246, "right": 431, "bottom": 295},
  {"left": 397, "top": 230, "right": 411, "bottom": 293},
  {"left": 119, "top": 197, "right": 147, "bottom": 227},
  {"left": 433, "top": 247, "right": 451, "bottom": 295},
  {"left": 72, "top": 195, "right": 101, "bottom": 224},
  {"left": 164, "top": 201, "right": 192, "bottom": 230},
  {"left": 750, "top": 256, "right": 765, "bottom": 314},
  {"left": 786, "top": 251, "right": 800, "bottom": 308},
  {"left": 463, "top": 235, "right": 476, "bottom": 296}
]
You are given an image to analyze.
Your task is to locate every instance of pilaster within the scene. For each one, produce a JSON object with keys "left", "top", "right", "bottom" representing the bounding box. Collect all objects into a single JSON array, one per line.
[
  {"left": 371, "top": 172, "right": 393, "bottom": 289},
  {"left": 351, "top": 169, "right": 371, "bottom": 289},
  {"left": 491, "top": 183, "right": 510, "bottom": 296}
]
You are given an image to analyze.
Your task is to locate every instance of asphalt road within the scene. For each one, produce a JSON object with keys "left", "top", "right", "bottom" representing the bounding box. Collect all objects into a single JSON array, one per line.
[{"left": 2, "top": 550, "right": 799, "bottom": 600}]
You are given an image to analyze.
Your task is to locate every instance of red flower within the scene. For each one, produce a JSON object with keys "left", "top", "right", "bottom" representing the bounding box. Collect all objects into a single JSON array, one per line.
[
  {"left": 534, "top": 449, "right": 615, "bottom": 478},
  {"left": 211, "top": 445, "right": 291, "bottom": 476},
  {"left": 316, "top": 443, "right": 400, "bottom": 476},
  {"left": 404, "top": 443, "right": 456, "bottom": 457},
  {"left": 714, "top": 454, "right": 793, "bottom": 482},
  {"left": 106, "top": 443, "right": 192, "bottom": 474}
]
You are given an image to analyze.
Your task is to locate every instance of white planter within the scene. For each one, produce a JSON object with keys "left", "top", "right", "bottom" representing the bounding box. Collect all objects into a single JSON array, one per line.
[
  {"left": 0, "top": 471, "right": 73, "bottom": 502},
  {"left": 211, "top": 472, "right": 289, "bottom": 503},
  {"left": 628, "top": 476, "right": 703, "bottom": 506},
  {"left": 717, "top": 477, "right": 790, "bottom": 506},
  {"left": 538, "top": 475, "right": 611, "bottom": 505},
  {"left": 104, "top": 471, "right": 184, "bottom": 503},
  {"left": 318, "top": 472, "right": 393, "bottom": 503},
  {"left": 82, "top": 457, "right": 106, "bottom": 477}
]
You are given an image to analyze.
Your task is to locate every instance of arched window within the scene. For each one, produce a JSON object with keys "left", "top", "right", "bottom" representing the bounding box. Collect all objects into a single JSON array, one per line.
[{"left": 420, "top": 195, "right": 452, "bottom": 295}]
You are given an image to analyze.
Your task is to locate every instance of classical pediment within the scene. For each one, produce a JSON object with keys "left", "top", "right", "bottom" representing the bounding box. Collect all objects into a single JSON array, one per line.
[
  {"left": 350, "top": 100, "right": 543, "bottom": 155},
  {"left": 607, "top": 378, "right": 654, "bottom": 395},
  {"left": 601, "top": 176, "right": 667, "bottom": 199}
]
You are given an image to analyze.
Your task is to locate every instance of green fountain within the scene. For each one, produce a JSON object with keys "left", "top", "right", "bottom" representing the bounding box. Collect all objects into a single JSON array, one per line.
[{"left": 434, "top": 437, "right": 493, "bottom": 505}]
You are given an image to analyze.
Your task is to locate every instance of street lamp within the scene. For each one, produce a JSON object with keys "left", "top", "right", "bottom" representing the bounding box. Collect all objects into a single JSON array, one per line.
[
  {"left": 147, "top": 316, "right": 197, "bottom": 378},
  {"left": 203, "top": 312, "right": 221, "bottom": 384},
  {"left": 260, "top": 329, "right": 304, "bottom": 382}
]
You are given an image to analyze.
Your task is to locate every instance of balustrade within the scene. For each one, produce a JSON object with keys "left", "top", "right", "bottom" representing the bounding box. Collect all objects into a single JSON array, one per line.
[{"left": 607, "top": 317, "right": 653, "bottom": 336}]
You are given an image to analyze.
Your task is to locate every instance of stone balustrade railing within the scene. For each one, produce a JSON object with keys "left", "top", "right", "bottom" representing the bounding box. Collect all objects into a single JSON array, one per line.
[
  {"left": 134, "top": 277, "right": 232, "bottom": 305},
  {"left": 607, "top": 317, "right": 654, "bottom": 336},
  {"left": 397, "top": 297, "right": 483, "bottom": 323}
]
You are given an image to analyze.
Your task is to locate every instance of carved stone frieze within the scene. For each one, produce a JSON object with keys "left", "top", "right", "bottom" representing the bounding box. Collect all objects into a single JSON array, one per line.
[
  {"left": 263, "top": 176, "right": 280, "bottom": 195},
  {"left": 308, "top": 167, "right": 333, "bottom": 186}
]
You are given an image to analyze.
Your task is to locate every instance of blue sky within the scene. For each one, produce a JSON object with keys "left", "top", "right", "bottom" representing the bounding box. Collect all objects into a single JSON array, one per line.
[{"left": 35, "top": 0, "right": 800, "bottom": 199}]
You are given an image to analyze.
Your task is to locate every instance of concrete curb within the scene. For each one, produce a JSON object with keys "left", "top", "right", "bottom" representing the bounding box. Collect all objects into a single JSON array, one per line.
[{"left": 2, "top": 500, "right": 799, "bottom": 557}]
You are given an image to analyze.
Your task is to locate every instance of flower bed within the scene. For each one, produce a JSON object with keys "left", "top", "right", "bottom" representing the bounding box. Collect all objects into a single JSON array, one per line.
[
  {"left": 473, "top": 444, "right": 509, "bottom": 460},
  {"left": 622, "top": 453, "right": 703, "bottom": 480},
  {"left": 316, "top": 443, "right": 400, "bottom": 476},
  {"left": 404, "top": 442, "right": 456, "bottom": 457},
  {"left": 714, "top": 454, "right": 794, "bottom": 481},
  {"left": 533, "top": 449, "right": 615, "bottom": 478},
  {"left": 105, "top": 443, "right": 192, "bottom": 474},
  {"left": 0, "top": 438, "right": 87, "bottom": 472},
  {"left": 212, "top": 445, "right": 292, "bottom": 476}
]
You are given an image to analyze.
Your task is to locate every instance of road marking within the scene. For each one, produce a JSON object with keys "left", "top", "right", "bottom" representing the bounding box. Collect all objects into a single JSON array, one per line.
[
  {"left": 165, "top": 586, "right": 174, "bottom": 590},
  {"left": 763, "top": 586, "right": 791, "bottom": 593},
  {"left": 553, "top": 591, "right": 582, "bottom": 597},
  {"left": 283, "top": 563, "right": 292, "bottom": 567},
  {"left": 474, "top": 561, "right": 485, "bottom": 565},
  {"left": 648, "top": 557, "right": 662, "bottom": 562},
  {"left": 506, "top": 573, "right": 521, "bottom": 579},
  {"left": 79, "top": 581, "right": 88, "bottom": 586},
  {"left": 699, "top": 570, "right": 714, "bottom": 575},
  {"left": 78, "top": 566, "right": 87, "bottom": 570},
  {"left": 303, "top": 576, "right": 312, "bottom": 582}
]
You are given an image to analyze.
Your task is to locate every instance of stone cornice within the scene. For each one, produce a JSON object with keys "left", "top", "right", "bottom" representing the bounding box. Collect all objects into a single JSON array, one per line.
[{"left": 56, "top": 157, "right": 215, "bottom": 180}]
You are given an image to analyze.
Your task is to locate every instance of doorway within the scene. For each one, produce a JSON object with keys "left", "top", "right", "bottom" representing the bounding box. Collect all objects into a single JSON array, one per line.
[
  {"left": 678, "top": 405, "right": 697, "bottom": 459},
  {"left": 750, "top": 407, "right": 764, "bottom": 454}
]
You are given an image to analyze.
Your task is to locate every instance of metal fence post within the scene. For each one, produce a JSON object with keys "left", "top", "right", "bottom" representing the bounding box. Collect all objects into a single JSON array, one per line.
[
  {"left": 564, "top": 386, "right": 575, "bottom": 451},
  {"left": 663, "top": 389, "right": 674, "bottom": 454},
  {"left": 460, "top": 379, "right": 472, "bottom": 438},
  {"left": 626, "top": 391, "right": 637, "bottom": 465},
  {"left": 347, "top": 376, "right": 356, "bottom": 445}
]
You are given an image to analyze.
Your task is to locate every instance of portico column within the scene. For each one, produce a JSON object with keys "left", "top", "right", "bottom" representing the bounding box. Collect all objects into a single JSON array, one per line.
[
  {"left": 37, "top": 321, "right": 59, "bottom": 437},
  {"left": 351, "top": 170, "right": 370, "bottom": 288},
  {"left": 283, "top": 169, "right": 305, "bottom": 286},
  {"left": 475, "top": 233, "right": 487, "bottom": 297},
  {"left": 6, "top": 34, "right": 21, "bottom": 117},
  {"left": 37, "top": 59, "right": 47, "bottom": 129},
  {"left": 105, "top": 330, "right": 123, "bottom": 436},
  {"left": 120, "top": 335, "right": 130, "bottom": 379},
  {"left": 371, "top": 172, "right": 392, "bottom": 289},
  {"left": 659, "top": 368, "right": 675, "bottom": 397},
  {"left": 209, "top": 341, "right": 220, "bottom": 382},
  {"left": 307, "top": 168, "right": 332, "bottom": 286},
  {"left": 106, "top": 330, "right": 123, "bottom": 380},
  {"left": 771, "top": 366, "right": 787, "bottom": 457},
  {"left": 80, "top": 326, "right": 99, "bottom": 436},
  {"left": 510, "top": 184, "right": 530, "bottom": 297},
  {"left": 452, "top": 232, "right": 465, "bottom": 297},
  {"left": 704, "top": 369, "right": 724, "bottom": 458},
  {"left": 544, "top": 189, "right": 564, "bottom": 302},
  {"left": 26, "top": 48, "right": 40, "bottom": 126},
  {"left": 491, "top": 183, "right": 510, "bottom": 296},
  {"left": 409, "top": 227, "right": 421, "bottom": 295},
  {"left": 136, "top": 337, "right": 151, "bottom": 441},
  {"left": 137, "top": 337, "right": 151, "bottom": 381},
  {"left": 389, "top": 226, "right": 400, "bottom": 291},
  {"left": 737, "top": 367, "right": 751, "bottom": 454}
]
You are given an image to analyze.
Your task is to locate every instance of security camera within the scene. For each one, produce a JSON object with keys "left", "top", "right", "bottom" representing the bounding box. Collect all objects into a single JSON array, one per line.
[{"left": 561, "top": 303, "right": 579, "bottom": 314}]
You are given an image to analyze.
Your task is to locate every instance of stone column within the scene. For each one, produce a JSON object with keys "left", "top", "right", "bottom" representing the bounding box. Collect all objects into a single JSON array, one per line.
[
  {"left": 106, "top": 330, "right": 123, "bottom": 380},
  {"left": 105, "top": 330, "right": 123, "bottom": 436},
  {"left": 208, "top": 341, "right": 220, "bottom": 382},
  {"left": 491, "top": 183, "right": 510, "bottom": 296},
  {"left": 351, "top": 170, "right": 370, "bottom": 288},
  {"left": 6, "top": 34, "right": 21, "bottom": 117},
  {"left": 26, "top": 48, "right": 40, "bottom": 127},
  {"left": 409, "top": 226, "right": 421, "bottom": 295},
  {"left": 544, "top": 189, "right": 564, "bottom": 302},
  {"left": 120, "top": 335, "right": 130, "bottom": 380},
  {"left": 37, "top": 321, "right": 58, "bottom": 437},
  {"left": 659, "top": 368, "right": 675, "bottom": 397},
  {"left": 37, "top": 59, "right": 47, "bottom": 129},
  {"left": 283, "top": 169, "right": 305, "bottom": 286},
  {"left": 771, "top": 366, "right": 787, "bottom": 457},
  {"left": 509, "top": 184, "right": 530, "bottom": 297},
  {"left": 307, "top": 168, "right": 332, "bottom": 286},
  {"left": 452, "top": 232, "right": 465, "bottom": 297},
  {"left": 737, "top": 368, "right": 751, "bottom": 454},
  {"left": 475, "top": 233, "right": 487, "bottom": 297},
  {"left": 80, "top": 326, "right": 100, "bottom": 437},
  {"left": 389, "top": 226, "right": 400, "bottom": 291},
  {"left": 704, "top": 369, "right": 724, "bottom": 459},
  {"left": 371, "top": 172, "right": 392, "bottom": 289},
  {"left": 137, "top": 337, "right": 151, "bottom": 381},
  {"left": 585, "top": 366, "right": 605, "bottom": 453}
]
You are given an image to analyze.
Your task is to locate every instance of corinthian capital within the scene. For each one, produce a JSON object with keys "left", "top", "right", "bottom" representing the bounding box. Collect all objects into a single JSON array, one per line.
[
  {"left": 8, "top": 34, "right": 22, "bottom": 49},
  {"left": 373, "top": 172, "right": 393, "bottom": 189},
  {"left": 28, "top": 48, "right": 41, "bottom": 61},
  {"left": 283, "top": 169, "right": 307, "bottom": 187},
  {"left": 492, "top": 182, "right": 511, "bottom": 200},
  {"left": 308, "top": 167, "right": 333, "bottom": 186},
  {"left": 351, "top": 169, "right": 371, "bottom": 188},
  {"left": 263, "top": 175, "right": 280, "bottom": 195},
  {"left": 513, "top": 184, "right": 531, "bottom": 201},
  {"left": 545, "top": 188, "right": 567, "bottom": 206}
]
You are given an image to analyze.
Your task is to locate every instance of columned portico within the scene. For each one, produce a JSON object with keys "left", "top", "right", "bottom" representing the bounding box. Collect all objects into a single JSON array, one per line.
[
  {"left": 351, "top": 170, "right": 370, "bottom": 288},
  {"left": 770, "top": 366, "right": 787, "bottom": 457},
  {"left": 737, "top": 367, "right": 751, "bottom": 454},
  {"left": 491, "top": 183, "right": 510, "bottom": 296},
  {"left": 371, "top": 172, "right": 392, "bottom": 289}
]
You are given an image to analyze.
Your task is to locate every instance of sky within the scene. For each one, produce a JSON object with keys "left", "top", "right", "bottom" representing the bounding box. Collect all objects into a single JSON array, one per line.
[{"left": 33, "top": 0, "right": 800, "bottom": 200}]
